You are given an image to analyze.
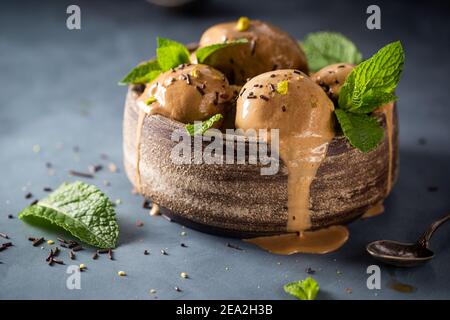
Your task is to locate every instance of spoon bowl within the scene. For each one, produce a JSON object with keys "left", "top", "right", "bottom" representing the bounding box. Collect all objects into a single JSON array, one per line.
[{"left": 366, "top": 240, "right": 434, "bottom": 267}]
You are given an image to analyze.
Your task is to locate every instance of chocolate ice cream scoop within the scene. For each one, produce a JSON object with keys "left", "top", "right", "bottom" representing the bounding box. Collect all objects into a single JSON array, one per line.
[
  {"left": 311, "top": 63, "right": 354, "bottom": 102},
  {"left": 137, "top": 64, "right": 232, "bottom": 123},
  {"left": 235, "top": 69, "right": 334, "bottom": 142},
  {"left": 198, "top": 18, "right": 308, "bottom": 85},
  {"left": 236, "top": 69, "right": 339, "bottom": 250}
]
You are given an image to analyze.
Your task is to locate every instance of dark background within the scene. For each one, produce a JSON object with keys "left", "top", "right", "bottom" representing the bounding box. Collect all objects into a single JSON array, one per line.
[{"left": 0, "top": 0, "right": 449, "bottom": 299}]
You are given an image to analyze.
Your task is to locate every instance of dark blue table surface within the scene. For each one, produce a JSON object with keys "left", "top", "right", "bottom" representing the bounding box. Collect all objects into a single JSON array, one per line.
[{"left": 1, "top": 0, "right": 450, "bottom": 299}]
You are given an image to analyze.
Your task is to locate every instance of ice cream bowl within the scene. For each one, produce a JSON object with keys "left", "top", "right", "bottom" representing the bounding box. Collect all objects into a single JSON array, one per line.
[{"left": 123, "top": 84, "right": 398, "bottom": 238}]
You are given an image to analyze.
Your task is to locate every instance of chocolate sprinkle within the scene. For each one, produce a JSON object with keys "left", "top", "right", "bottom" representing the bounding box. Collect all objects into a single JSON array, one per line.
[
  {"left": 72, "top": 245, "right": 83, "bottom": 252},
  {"left": 226, "top": 243, "right": 243, "bottom": 251},
  {"left": 259, "top": 95, "right": 269, "bottom": 101},
  {"left": 32, "top": 237, "right": 44, "bottom": 247},
  {"left": 195, "top": 85, "right": 205, "bottom": 96},
  {"left": 250, "top": 40, "right": 256, "bottom": 55},
  {"left": 69, "top": 170, "right": 94, "bottom": 179},
  {"left": 142, "top": 199, "right": 152, "bottom": 209},
  {"left": 269, "top": 83, "right": 276, "bottom": 92}
]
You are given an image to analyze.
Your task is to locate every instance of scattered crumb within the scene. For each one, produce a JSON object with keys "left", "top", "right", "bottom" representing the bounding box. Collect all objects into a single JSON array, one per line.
[
  {"left": 32, "top": 144, "right": 41, "bottom": 153},
  {"left": 136, "top": 220, "right": 144, "bottom": 227},
  {"left": 345, "top": 288, "right": 353, "bottom": 294},
  {"left": 180, "top": 231, "right": 187, "bottom": 236},
  {"left": 180, "top": 272, "right": 189, "bottom": 279},
  {"left": 118, "top": 271, "right": 126, "bottom": 277},
  {"left": 79, "top": 264, "right": 86, "bottom": 271},
  {"left": 150, "top": 203, "right": 160, "bottom": 216},
  {"left": 47, "top": 240, "right": 54, "bottom": 245},
  {"left": 305, "top": 267, "right": 316, "bottom": 274},
  {"left": 108, "top": 163, "right": 118, "bottom": 173},
  {"left": 149, "top": 289, "right": 156, "bottom": 294},
  {"left": 115, "top": 199, "right": 122, "bottom": 205}
]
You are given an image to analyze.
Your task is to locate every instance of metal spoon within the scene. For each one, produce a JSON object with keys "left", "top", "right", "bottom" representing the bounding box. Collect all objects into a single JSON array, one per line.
[{"left": 367, "top": 213, "right": 450, "bottom": 267}]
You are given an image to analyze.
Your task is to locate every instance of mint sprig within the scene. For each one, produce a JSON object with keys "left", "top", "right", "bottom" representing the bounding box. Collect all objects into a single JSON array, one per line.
[
  {"left": 335, "top": 41, "right": 404, "bottom": 152},
  {"left": 338, "top": 41, "right": 404, "bottom": 113},
  {"left": 19, "top": 181, "right": 119, "bottom": 248},
  {"left": 284, "top": 277, "right": 319, "bottom": 300},
  {"left": 195, "top": 39, "right": 249, "bottom": 64},
  {"left": 119, "top": 59, "right": 162, "bottom": 85},
  {"left": 119, "top": 37, "right": 191, "bottom": 85},
  {"left": 185, "top": 114, "right": 223, "bottom": 136},
  {"left": 302, "top": 32, "right": 362, "bottom": 72},
  {"left": 156, "top": 37, "right": 190, "bottom": 70}
]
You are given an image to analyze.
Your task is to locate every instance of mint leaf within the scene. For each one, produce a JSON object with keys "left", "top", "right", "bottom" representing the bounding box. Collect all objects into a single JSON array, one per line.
[
  {"left": 302, "top": 32, "right": 362, "bottom": 72},
  {"left": 338, "top": 41, "right": 404, "bottom": 113},
  {"left": 156, "top": 37, "right": 190, "bottom": 71},
  {"left": 185, "top": 114, "right": 223, "bottom": 136},
  {"left": 119, "top": 59, "right": 162, "bottom": 85},
  {"left": 335, "top": 109, "right": 384, "bottom": 153},
  {"left": 19, "top": 181, "right": 119, "bottom": 248},
  {"left": 196, "top": 39, "right": 249, "bottom": 64},
  {"left": 284, "top": 277, "right": 320, "bottom": 300}
]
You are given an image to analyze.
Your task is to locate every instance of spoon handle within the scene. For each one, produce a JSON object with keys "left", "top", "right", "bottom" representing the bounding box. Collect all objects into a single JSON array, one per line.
[{"left": 417, "top": 213, "right": 450, "bottom": 248}]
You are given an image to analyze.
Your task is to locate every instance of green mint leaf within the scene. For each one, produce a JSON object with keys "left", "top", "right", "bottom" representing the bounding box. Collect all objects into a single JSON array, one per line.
[
  {"left": 354, "top": 90, "right": 397, "bottom": 114},
  {"left": 156, "top": 37, "right": 190, "bottom": 71},
  {"left": 195, "top": 39, "right": 249, "bottom": 64},
  {"left": 338, "top": 41, "right": 404, "bottom": 113},
  {"left": 284, "top": 277, "right": 320, "bottom": 300},
  {"left": 119, "top": 59, "right": 162, "bottom": 85},
  {"left": 335, "top": 109, "right": 384, "bottom": 153},
  {"left": 19, "top": 181, "right": 119, "bottom": 248},
  {"left": 185, "top": 114, "right": 223, "bottom": 136},
  {"left": 302, "top": 32, "right": 362, "bottom": 72}
]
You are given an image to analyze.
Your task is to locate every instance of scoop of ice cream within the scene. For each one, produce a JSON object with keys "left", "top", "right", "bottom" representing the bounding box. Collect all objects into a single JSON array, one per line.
[
  {"left": 311, "top": 63, "right": 354, "bottom": 102},
  {"left": 137, "top": 64, "right": 232, "bottom": 124},
  {"left": 235, "top": 69, "right": 334, "bottom": 140},
  {"left": 198, "top": 18, "right": 308, "bottom": 85}
]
